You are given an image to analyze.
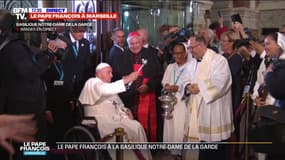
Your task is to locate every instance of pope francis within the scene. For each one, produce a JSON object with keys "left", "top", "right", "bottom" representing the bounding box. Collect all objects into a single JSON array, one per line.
[{"left": 79, "top": 63, "right": 151, "bottom": 160}]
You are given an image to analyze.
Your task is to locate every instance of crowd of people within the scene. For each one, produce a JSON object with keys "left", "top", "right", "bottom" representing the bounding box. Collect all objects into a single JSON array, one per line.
[{"left": 1, "top": 8, "right": 285, "bottom": 160}]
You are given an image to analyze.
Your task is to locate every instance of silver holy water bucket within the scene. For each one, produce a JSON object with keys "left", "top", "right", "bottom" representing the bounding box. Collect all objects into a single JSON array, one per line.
[{"left": 158, "top": 91, "right": 177, "bottom": 120}]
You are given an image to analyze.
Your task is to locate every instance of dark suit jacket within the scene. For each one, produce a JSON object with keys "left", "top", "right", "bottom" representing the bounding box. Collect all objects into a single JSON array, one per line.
[
  {"left": 42, "top": 33, "right": 93, "bottom": 139},
  {"left": 224, "top": 53, "right": 243, "bottom": 110},
  {"left": 43, "top": 33, "right": 93, "bottom": 116},
  {"left": 60, "top": 32, "right": 93, "bottom": 98},
  {"left": 0, "top": 35, "right": 55, "bottom": 144},
  {"left": 108, "top": 45, "right": 124, "bottom": 81},
  {"left": 265, "top": 62, "right": 285, "bottom": 100},
  {"left": 147, "top": 45, "right": 164, "bottom": 69},
  {"left": 0, "top": 38, "right": 51, "bottom": 114}
]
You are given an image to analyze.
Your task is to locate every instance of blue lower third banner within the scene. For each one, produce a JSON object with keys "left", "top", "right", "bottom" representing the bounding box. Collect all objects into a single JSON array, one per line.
[{"left": 23, "top": 151, "right": 47, "bottom": 156}]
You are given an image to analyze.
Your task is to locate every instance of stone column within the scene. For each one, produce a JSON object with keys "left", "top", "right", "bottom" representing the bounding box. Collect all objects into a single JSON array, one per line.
[
  {"left": 211, "top": 0, "right": 259, "bottom": 35},
  {"left": 192, "top": 0, "right": 214, "bottom": 31},
  {"left": 258, "top": 0, "right": 285, "bottom": 36},
  {"left": 95, "top": 0, "right": 122, "bottom": 63},
  {"left": 233, "top": 0, "right": 250, "bottom": 8}
]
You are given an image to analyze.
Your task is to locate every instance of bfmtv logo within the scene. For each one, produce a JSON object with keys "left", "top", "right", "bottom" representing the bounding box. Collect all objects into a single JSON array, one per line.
[{"left": 12, "top": 8, "right": 28, "bottom": 20}]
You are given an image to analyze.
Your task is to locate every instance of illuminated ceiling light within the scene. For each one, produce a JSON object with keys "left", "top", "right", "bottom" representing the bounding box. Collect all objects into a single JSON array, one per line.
[{"left": 124, "top": 11, "right": 129, "bottom": 17}]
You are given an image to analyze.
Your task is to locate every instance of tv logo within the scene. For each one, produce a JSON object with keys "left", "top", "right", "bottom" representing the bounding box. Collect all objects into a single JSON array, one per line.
[
  {"left": 12, "top": 8, "right": 28, "bottom": 20},
  {"left": 20, "top": 142, "right": 50, "bottom": 156}
]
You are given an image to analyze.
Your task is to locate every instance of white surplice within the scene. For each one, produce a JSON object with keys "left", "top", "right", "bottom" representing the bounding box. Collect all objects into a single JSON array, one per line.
[
  {"left": 162, "top": 61, "right": 196, "bottom": 145},
  {"left": 186, "top": 49, "right": 234, "bottom": 142},
  {"left": 79, "top": 77, "right": 151, "bottom": 160}
]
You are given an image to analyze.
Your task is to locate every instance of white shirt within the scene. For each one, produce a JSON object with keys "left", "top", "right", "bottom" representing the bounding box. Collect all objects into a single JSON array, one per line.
[
  {"left": 114, "top": 44, "right": 124, "bottom": 52},
  {"left": 69, "top": 32, "right": 79, "bottom": 50}
]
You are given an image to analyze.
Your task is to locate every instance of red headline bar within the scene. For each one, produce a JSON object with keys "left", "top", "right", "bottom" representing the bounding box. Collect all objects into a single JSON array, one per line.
[{"left": 28, "top": 12, "right": 119, "bottom": 20}]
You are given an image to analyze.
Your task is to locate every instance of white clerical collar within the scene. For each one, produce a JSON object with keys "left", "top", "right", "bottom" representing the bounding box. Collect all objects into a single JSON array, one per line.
[
  {"left": 250, "top": 50, "right": 256, "bottom": 58},
  {"left": 114, "top": 44, "right": 124, "bottom": 52},
  {"left": 143, "top": 43, "right": 149, "bottom": 48},
  {"left": 260, "top": 50, "right": 266, "bottom": 59}
]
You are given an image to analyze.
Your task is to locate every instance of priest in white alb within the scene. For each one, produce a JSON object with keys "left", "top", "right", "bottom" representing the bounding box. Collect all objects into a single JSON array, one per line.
[
  {"left": 184, "top": 35, "right": 234, "bottom": 160},
  {"left": 79, "top": 62, "right": 152, "bottom": 160}
]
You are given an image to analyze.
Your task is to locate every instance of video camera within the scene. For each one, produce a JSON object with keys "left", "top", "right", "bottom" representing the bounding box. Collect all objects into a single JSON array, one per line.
[
  {"left": 272, "top": 59, "right": 285, "bottom": 71},
  {"left": 164, "top": 27, "right": 193, "bottom": 43},
  {"left": 233, "top": 38, "right": 251, "bottom": 49},
  {"left": 159, "top": 27, "right": 193, "bottom": 64},
  {"left": 233, "top": 36, "right": 259, "bottom": 50},
  {"left": 47, "top": 31, "right": 69, "bottom": 60},
  {"left": 163, "top": 27, "right": 193, "bottom": 52}
]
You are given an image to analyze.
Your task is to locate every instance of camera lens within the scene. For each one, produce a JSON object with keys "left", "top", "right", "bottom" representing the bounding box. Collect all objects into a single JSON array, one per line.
[{"left": 54, "top": 48, "right": 68, "bottom": 59}]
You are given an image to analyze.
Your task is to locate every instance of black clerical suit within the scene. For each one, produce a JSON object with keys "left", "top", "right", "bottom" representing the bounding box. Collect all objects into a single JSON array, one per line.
[
  {"left": 145, "top": 45, "right": 164, "bottom": 142},
  {"left": 117, "top": 47, "right": 162, "bottom": 110},
  {"left": 116, "top": 47, "right": 162, "bottom": 142}
]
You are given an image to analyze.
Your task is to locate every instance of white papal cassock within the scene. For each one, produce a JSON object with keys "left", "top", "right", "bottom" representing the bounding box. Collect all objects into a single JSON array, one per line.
[{"left": 79, "top": 77, "right": 152, "bottom": 160}]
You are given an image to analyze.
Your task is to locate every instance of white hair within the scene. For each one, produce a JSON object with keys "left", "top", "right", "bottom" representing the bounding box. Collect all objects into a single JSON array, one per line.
[
  {"left": 96, "top": 63, "right": 111, "bottom": 72},
  {"left": 127, "top": 34, "right": 143, "bottom": 44}
]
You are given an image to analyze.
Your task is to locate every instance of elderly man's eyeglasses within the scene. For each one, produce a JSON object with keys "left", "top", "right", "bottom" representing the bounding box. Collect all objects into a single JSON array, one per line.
[{"left": 188, "top": 44, "right": 200, "bottom": 50}]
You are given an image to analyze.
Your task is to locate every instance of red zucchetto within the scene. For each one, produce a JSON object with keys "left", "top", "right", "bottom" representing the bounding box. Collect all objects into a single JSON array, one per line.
[{"left": 127, "top": 31, "right": 141, "bottom": 42}]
